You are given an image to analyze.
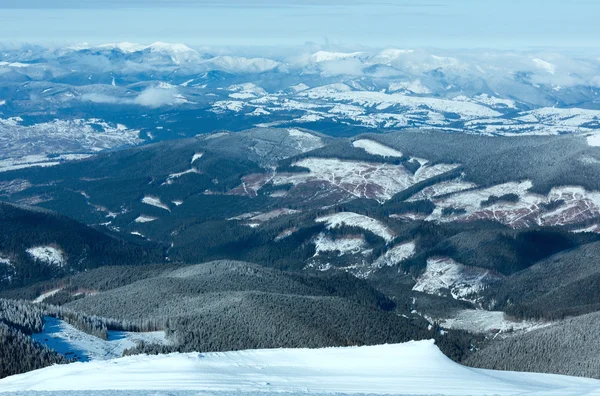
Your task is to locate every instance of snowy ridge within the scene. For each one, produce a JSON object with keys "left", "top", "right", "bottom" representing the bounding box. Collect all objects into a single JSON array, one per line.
[{"left": 2, "top": 341, "right": 599, "bottom": 395}]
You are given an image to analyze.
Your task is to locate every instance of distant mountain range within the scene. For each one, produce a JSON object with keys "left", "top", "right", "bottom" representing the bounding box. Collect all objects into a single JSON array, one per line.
[{"left": 1, "top": 44, "right": 599, "bottom": 172}]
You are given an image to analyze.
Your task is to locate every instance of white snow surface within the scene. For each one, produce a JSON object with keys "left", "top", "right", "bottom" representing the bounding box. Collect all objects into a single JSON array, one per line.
[
  {"left": 32, "top": 317, "right": 169, "bottom": 362},
  {"left": 413, "top": 257, "right": 501, "bottom": 301},
  {"left": 141, "top": 196, "right": 170, "bottom": 211},
  {"left": 26, "top": 246, "right": 65, "bottom": 267},
  {"left": 191, "top": 152, "right": 204, "bottom": 163},
  {"left": 134, "top": 215, "right": 157, "bottom": 223},
  {"left": 287, "top": 128, "right": 325, "bottom": 152},
  {"left": 2, "top": 340, "right": 599, "bottom": 395},
  {"left": 32, "top": 288, "right": 63, "bottom": 303},
  {"left": 273, "top": 157, "right": 457, "bottom": 203},
  {"left": 313, "top": 233, "right": 367, "bottom": 256},
  {"left": 352, "top": 139, "right": 403, "bottom": 157},
  {"left": 372, "top": 242, "right": 416, "bottom": 268},
  {"left": 439, "top": 310, "right": 549, "bottom": 335},
  {"left": 587, "top": 133, "right": 600, "bottom": 147},
  {"left": 300, "top": 88, "right": 502, "bottom": 119},
  {"left": 316, "top": 212, "right": 394, "bottom": 242},
  {"left": 427, "top": 181, "right": 600, "bottom": 229}
]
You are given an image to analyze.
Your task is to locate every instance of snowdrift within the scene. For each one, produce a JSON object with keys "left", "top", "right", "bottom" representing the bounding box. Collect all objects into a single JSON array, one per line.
[{"left": 1, "top": 340, "right": 599, "bottom": 395}]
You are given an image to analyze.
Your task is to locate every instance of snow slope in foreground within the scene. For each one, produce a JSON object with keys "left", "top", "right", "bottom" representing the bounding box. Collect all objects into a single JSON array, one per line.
[{"left": 1, "top": 341, "right": 599, "bottom": 395}]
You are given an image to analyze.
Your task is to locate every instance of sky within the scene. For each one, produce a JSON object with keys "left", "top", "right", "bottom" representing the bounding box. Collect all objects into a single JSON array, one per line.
[{"left": 0, "top": 0, "right": 598, "bottom": 49}]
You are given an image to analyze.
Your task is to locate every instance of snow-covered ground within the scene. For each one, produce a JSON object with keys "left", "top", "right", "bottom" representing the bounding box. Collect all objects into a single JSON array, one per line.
[
  {"left": 313, "top": 233, "right": 368, "bottom": 256},
  {"left": 134, "top": 215, "right": 157, "bottom": 223},
  {"left": 316, "top": 212, "right": 395, "bottom": 242},
  {"left": 2, "top": 340, "right": 599, "bottom": 395},
  {"left": 0, "top": 153, "right": 93, "bottom": 172},
  {"left": 141, "top": 196, "right": 170, "bottom": 211},
  {"left": 0, "top": 117, "right": 140, "bottom": 171},
  {"left": 587, "top": 132, "right": 600, "bottom": 147},
  {"left": 438, "top": 310, "right": 550, "bottom": 335},
  {"left": 352, "top": 139, "right": 403, "bottom": 158},
  {"left": 271, "top": 157, "right": 456, "bottom": 203},
  {"left": 372, "top": 242, "right": 416, "bottom": 268},
  {"left": 33, "top": 288, "right": 63, "bottom": 303},
  {"left": 32, "top": 317, "right": 169, "bottom": 362},
  {"left": 26, "top": 246, "right": 65, "bottom": 267},
  {"left": 287, "top": 128, "right": 325, "bottom": 152},
  {"left": 413, "top": 257, "right": 501, "bottom": 301},
  {"left": 427, "top": 181, "right": 600, "bottom": 229}
]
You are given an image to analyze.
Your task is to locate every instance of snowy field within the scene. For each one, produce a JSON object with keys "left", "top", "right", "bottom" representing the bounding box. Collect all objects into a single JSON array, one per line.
[
  {"left": 2, "top": 341, "right": 600, "bottom": 395},
  {"left": 32, "top": 316, "right": 169, "bottom": 362}
]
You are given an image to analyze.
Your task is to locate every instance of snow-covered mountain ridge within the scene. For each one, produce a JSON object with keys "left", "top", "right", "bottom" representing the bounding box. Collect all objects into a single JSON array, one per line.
[{"left": 1, "top": 44, "right": 600, "bottom": 138}]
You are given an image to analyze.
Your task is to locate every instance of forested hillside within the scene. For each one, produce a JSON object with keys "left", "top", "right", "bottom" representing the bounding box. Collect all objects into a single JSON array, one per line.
[
  {"left": 65, "top": 261, "right": 475, "bottom": 361},
  {"left": 0, "top": 202, "right": 164, "bottom": 289},
  {"left": 466, "top": 311, "right": 600, "bottom": 379}
]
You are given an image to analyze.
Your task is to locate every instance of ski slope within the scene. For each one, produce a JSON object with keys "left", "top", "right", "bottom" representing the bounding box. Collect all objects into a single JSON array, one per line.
[{"left": 1, "top": 341, "right": 599, "bottom": 395}]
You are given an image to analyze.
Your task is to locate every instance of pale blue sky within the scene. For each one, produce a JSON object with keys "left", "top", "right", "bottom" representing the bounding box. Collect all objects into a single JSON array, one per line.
[{"left": 0, "top": 0, "right": 598, "bottom": 48}]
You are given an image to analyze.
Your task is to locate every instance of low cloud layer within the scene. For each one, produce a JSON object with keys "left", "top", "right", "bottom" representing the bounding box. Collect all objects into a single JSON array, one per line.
[{"left": 82, "top": 87, "right": 179, "bottom": 108}]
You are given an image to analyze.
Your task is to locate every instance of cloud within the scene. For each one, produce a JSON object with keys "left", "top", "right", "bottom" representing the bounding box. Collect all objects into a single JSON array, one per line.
[
  {"left": 80, "top": 93, "right": 122, "bottom": 104},
  {"left": 81, "top": 86, "right": 179, "bottom": 108},
  {"left": 133, "top": 87, "right": 177, "bottom": 107},
  {"left": 318, "top": 59, "right": 365, "bottom": 76}
]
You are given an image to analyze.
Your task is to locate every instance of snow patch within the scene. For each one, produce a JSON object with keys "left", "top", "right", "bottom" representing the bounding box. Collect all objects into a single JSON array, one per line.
[
  {"left": 26, "top": 246, "right": 65, "bottom": 267},
  {"left": 191, "top": 152, "right": 204, "bottom": 163},
  {"left": 272, "top": 157, "right": 457, "bottom": 203},
  {"left": 289, "top": 83, "right": 310, "bottom": 92},
  {"left": 33, "top": 288, "right": 63, "bottom": 304},
  {"left": 352, "top": 139, "right": 403, "bottom": 157},
  {"left": 141, "top": 196, "right": 170, "bottom": 212},
  {"left": 316, "top": 212, "right": 394, "bottom": 242},
  {"left": 313, "top": 233, "right": 367, "bottom": 256},
  {"left": 287, "top": 128, "right": 324, "bottom": 153},
  {"left": 372, "top": 241, "right": 416, "bottom": 268},
  {"left": 440, "top": 310, "right": 549, "bottom": 335},
  {"left": 413, "top": 257, "right": 501, "bottom": 301},
  {"left": 165, "top": 168, "right": 199, "bottom": 184},
  {"left": 32, "top": 316, "right": 169, "bottom": 362},
  {"left": 134, "top": 215, "right": 157, "bottom": 223},
  {"left": 587, "top": 133, "right": 600, "bottom": 147}
]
